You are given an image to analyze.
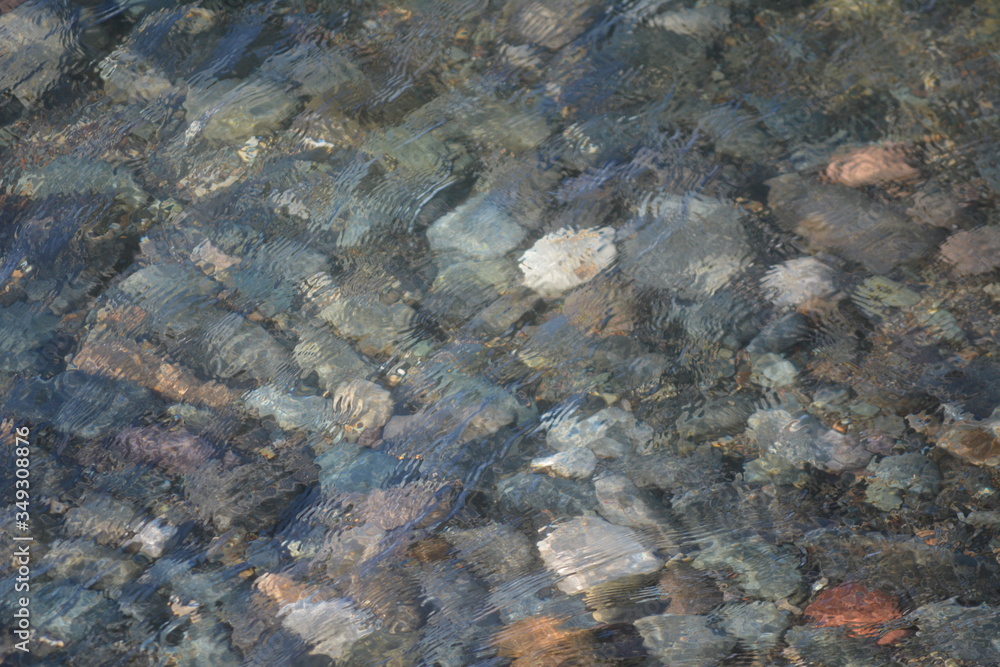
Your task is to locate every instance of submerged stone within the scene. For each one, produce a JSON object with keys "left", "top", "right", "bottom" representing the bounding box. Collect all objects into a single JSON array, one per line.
[
  {"left": 519, "top": 227, "right": 616, "bottom": 297},
  {"left": 766, "top": 173, "right": 942, "bottom": 272},
  {"left": 426, "top": 193, "right": 527, "bottom": 260},
  {"left": 622, "top": 194, "right": 750, "bottom": 298},
  {"left": 634, "top": 614, "right": 737, "bottom": 666},
  {"left": 536, "top": 516, "right": 663, "bottom": 595}
]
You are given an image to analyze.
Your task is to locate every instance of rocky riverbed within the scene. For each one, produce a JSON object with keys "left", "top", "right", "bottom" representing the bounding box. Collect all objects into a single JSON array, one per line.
[{"left": 2, "top": 0, "right": 1000, "bottom": 664}]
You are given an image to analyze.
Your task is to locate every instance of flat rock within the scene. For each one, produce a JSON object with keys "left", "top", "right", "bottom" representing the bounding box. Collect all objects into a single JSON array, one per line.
[
  {"left": 520, "top": 227, "right": 616, "bottom": 297},
  {"left": 622, "top": 194, "right": 750, "bottom": 298},
  {"left": 634, "top": 614, "right": 737, "bottom": 666},
  {"left": 536, "top": 516, "right": 663, "bottom": 595},
  {"left": 693, "top": 539, "right": 802, "bottom": 601},
  {"left": 426, "top": 193, "right": 526, "bottom": 259},
  {"left": 766, "top": 173, "right": 942, "bottom": 272},
  {"left": 747, "top": 408, "right": 871, "bottom": 473},
  {"left": 280, "top": 598, "right": 375, "bottom": 660},
  {"left": 530, "top": 446, "right": 597, "bottom": 479}
]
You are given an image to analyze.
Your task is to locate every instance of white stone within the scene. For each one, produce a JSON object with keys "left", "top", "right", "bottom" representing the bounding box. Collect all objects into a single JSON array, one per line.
[
  {"left": 280, "top": 598, "right": 374, "bottom": 660},
  {"left": 530, "top": 446, "right": 597, "bottom": 479},
  {"left": 520, "top": 227, "right": 616, "bottom": 297},
  {"left": 537, "top": 516, "right": 663, "bottom": 595},
  {"left": 125, "top": 518, "right": 178, "bottom": 559},
  {"left": 761, "top": 257, "right": 838, "bottom": 309}
]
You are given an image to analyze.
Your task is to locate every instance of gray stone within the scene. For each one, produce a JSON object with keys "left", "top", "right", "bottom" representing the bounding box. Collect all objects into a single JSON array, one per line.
[
  {"left": 32, "top": 583, "right": 122, "bottom": 644},
  {"left": 293, "top": 325, "right": 373, "bottom": 391},
  {"left": 506, "top": 0, "right": 598, "bottom": 50},
  {"left": 751, "top": 353, "right": 798, "bottom": 388},
  {"left": 676, "top": 396, "right": 755, "bottom": 441},
  {"left": 747, "top": 408, "right": 871, "bottom": 473},
  {"left": 593, "top": 473, "right": 667, "bottom": 529},
  {"left": 537, "top": 516, "right": 663, "bottom": 595},
  {"left": 426, "top": 258, "right": 520, "bottom": 326},
  {"left": 698, "top": 106, "right": 774, "bottom": 161},
  {"left": 456, "top": 98, "right": 551, "bottom": 152},
  {"left": 259, "top": 42, "right": 364, "bottom": 99},
  {"left": 52, "top": 373, "right": 153, "bottom": 440},
  {"left": 427, "top": 194, "right": 526, "bottom": 260},
  {"left": 634, "top": 614, "right": 737, "bottom": 666},
  {"left": 124, "top": 517, "right": 179, "bottom": 559},
  {"left": 745, "top": 313, "right": 810, "bottom": 356},
  {"left": 784, "top": 626, "right": 892, "bottom": 667},
  {"left": 0, "top": 301, "right": 59, "bottom": 373},
  {"left": 496, "top": 471, "right": 598, "bottom": 517},
  {"left": 245, "top": 385, "right": 338, "bottom": 434},
  {"left": 647, "top": 5, "right": 731, "bottom": 39},
  {"left": 865, "top": 452, "right": 941, "bottom": 511},
  {"left": 317, "top": 443, "right": 399, "bottom": 495},
  {"left": 17, "top": 156, "right": 147, "bottom": 209},
  {"left": 100, "top": 41, "right": 174, "bottom": 103},
  {"left": 693, "top": 539, "right": 802, "bottom": 601},
  {"left": 546, "top": 406, "right": 654, "bottom": 454},
  {"left": 185, "top": 78, "right": 300, "bottom": 144},
  {"left": 622, "top": 194, "right": 750, "bottom": 298},
  {"left": 319, "top": 298, "right": 414, "bottom": 357},
  {"left": 0, "top": 2, "right": 80, "bottom": 106},
  {"left": 743, "top": 453, "right": 811, "bottom": 487},
  {"left": 766, "top": 173, "right": 942, "bottom": 272},
  {"left": 717, "top": 601, "right": 792, "bottom": 651},
  {"left": 445, "top": 523, "right": 537, "bottom": 584},
  {"left": 41, "top": 539, "right": 144, "bottom": 592},
  {"left": 911, "top": 601, "right": 1000, "bottom": 663}
]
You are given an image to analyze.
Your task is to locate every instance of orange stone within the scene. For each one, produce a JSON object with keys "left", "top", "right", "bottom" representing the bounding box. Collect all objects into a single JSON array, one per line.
[{"left": 804, "top": 582, "right": 908, "bottom": 645}]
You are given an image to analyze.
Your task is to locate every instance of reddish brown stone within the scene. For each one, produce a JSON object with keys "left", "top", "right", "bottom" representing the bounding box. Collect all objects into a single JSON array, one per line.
[{"left": 805, "top": 582, "right": 908, "bottom": 645}]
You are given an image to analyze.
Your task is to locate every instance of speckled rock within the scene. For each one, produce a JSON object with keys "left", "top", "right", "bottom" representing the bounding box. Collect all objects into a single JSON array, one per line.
[
  {"left": 519, "top": 227, "right": 616, "bottom": 297},
  {"left": 537, "top": 516, "right": 663, "bottom": 595},
  {"left": 332, "top": 379, "right": 394, "bottom": 433},
  {"left": 864, "top": 452, "right": 941, "bottom": 511}
]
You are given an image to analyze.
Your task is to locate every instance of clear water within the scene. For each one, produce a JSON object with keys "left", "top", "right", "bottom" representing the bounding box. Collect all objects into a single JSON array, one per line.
[{"left": 2, "top": 0, "right": 1000, "bottom": 664}]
